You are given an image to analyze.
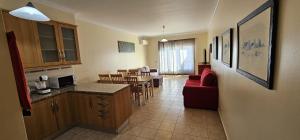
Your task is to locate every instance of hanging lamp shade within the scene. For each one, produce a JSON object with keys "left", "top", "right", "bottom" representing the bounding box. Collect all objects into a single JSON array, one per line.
[
  {"left": 9, "top": 2, "right": 50, "bottom": 21},
  {"left": 161, "top": 38, "right": 168, "bottom": 42},
  {"left": 160, "top": 25, "right": 168, "bottom": 42}
]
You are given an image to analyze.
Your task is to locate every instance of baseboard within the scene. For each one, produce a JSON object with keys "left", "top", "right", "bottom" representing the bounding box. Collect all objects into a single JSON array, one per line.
[{"left": 218, "top": 110, "right": 229, "bottom": 140}]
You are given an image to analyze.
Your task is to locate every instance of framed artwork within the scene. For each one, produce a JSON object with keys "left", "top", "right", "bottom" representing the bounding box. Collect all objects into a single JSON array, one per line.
[
  {"left": 237, "top": 0, "right": 278, "bottom": 89},
  {"left": 213, "top": 37, "right": 218, "bottom": 60},
  {"left": 221, "top": 28, "right": 233, "bottom": 67},
  {"left": 118, "top": 41, "right": 135, "bottom": 53}
]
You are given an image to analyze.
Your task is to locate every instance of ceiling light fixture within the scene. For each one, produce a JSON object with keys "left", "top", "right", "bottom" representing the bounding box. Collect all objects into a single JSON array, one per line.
[
  {"left": 9, "top": 2, "right": 50, "bottom": 21},
  {"left": 161, "top": 25, "right": 168, "bottom": 42}
]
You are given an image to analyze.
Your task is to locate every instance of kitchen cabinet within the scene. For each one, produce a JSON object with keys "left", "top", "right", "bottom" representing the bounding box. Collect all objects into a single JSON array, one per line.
[
  {"left": 2, "top": 11, "right": 42, "bottom": 68},
  {"left": 35, "top": 21, "right": 62, "bottom": 66},
  {"left": 35, "top": 22, "right": 81, "bottom": 66},
  {"left": 1, "top": 10, "right": 81, "bottom": 69},
  {"left": 23, "top": 98, "right": 58, "bottom": 140},
  {"left": 58, "top": 24, "right": 81, "bottom": 64},
  {"left": 53, "top": 93, "right": 74, "bottom": 130},
  {"left": 24, "top": 85, "right": 132, "bottom": 139},
  {"left": 74, "top": 86, "right": 131, "bottom": 132},
  {"left": 24, "top": 94, "right": 75, "bottom": 140}
]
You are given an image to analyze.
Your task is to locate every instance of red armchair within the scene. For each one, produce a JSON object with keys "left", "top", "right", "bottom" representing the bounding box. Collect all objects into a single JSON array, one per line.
[{"left": 183, "top": 68, "right": 218, "bottom": 110}]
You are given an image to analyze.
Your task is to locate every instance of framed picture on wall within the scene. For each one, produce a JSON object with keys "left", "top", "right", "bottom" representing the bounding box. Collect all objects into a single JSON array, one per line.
[
  {"left": 118, "top": 41, "right": 135, "bottom": 53},
  {"left": 213, "top": 37, "right": 218, "bottom": 60},
  {"left": 237, "top": 0, "right": 278, "bottom": 89},
  {"left": 221, "top": 28, "right": 233, "bottom": 67}
]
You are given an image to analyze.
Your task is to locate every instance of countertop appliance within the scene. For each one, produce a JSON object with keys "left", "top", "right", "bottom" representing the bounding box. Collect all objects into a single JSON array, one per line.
[
  {"left": 34, "top": 75, "right": 51, "bottom": 94},
  {"left": 49, "top": 75, "right": 74, "bottom": 89}
]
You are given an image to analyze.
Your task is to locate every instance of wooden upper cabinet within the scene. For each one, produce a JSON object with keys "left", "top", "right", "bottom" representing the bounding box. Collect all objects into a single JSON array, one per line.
[
  {"left": 35, "top": 21, "right": 62, "bottom": 66},
  {"left": 2, "top": 11, "right": 42, "bottom": 68},
  {"left": 2, "top": 10, "right": 81, "bottom": 69},
  {"left": 58, "top": 24, "right": 81, "bottom": 64}
]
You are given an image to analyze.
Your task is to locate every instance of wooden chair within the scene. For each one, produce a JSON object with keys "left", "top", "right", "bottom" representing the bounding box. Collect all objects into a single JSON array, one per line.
[
  {"left": 117, "top": 69, "right": 128, "bottom": 77},
  {"left": 110, "top": 74, "right": 124, "bottom": 84},
  {"left": 98, "top": 74, "right": 111, "bottom": 83},
  {"left": 141, "top": 71, "right": 150, "bottom": 77},
  {"left": 125, "top": 76, "right": 143, "bottom": 106},
  {"left": 141, "top": 72, "right": 153, "bottom": 98},
  {"left": 128, "top": 69, "right": 139, "bottom": 76}
]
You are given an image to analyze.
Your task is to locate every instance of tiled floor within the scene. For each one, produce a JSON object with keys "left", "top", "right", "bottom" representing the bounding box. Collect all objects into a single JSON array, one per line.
[{"left": 55, "top": 75, "right": 226, "bottom": 140}]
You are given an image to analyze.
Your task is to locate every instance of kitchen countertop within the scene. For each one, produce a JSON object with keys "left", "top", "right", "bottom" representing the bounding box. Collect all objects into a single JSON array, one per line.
[{"left": 30, "top": 83, "right": 130, "bottom": 103}]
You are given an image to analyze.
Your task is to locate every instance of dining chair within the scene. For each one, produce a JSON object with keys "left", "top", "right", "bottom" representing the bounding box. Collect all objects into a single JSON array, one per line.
[
  {"left": 128, "top": 69, "right": 139, "bottom": 76},
  {"left": 141, "top": 71, "right": 153, "bottom": 98},
  {"left": 141, "top": 71, "right": 150, "bottom": 77},
  {"left": 98, "top": 74, "right": 111, "bottom": 83},
  {"left": 125, "top": 76, "right": 144, "bottom": 106},
  {"left": 110, "top": 74, "right": 124, "bottom": 84},
  {"left": 117, "top": 69, "right": 128, "bottom": 77}
]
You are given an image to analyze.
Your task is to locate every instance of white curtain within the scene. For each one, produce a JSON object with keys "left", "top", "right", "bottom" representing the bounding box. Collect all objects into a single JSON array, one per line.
[{"left": 159, "top": 39, "right": 195, "bottom": 74}]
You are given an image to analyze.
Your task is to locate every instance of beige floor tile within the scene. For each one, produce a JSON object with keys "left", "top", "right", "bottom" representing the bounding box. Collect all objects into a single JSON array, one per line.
[
  {"left": 138, "top": 127, "right": 157, "bottom": 139},
  {"left": 158, "top": 121, "right": 176, "bottom": 132},
  {"left": 154, "top": 130, "right": 173, "bottom": 140}
]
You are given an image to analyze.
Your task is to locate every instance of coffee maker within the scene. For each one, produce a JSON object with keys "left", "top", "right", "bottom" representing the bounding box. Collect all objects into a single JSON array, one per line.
[{"left": 34, "top": 75, "right": 51, "bottom": 94}]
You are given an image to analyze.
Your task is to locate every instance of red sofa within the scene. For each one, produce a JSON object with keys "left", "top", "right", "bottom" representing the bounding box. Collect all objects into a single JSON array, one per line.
[{"left": 183, "top": 68, "right": 218, "bottom": 110}]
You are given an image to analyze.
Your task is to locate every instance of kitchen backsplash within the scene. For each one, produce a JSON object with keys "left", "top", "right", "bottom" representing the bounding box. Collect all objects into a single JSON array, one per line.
[{"left": 26, "top": 67, "right": 76, "bottom": 88}]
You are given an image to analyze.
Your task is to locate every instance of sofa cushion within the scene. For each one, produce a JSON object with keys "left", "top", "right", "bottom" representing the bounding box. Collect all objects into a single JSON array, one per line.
[{"left": 200, "top": 68, "right": 217, "bottom": 86}]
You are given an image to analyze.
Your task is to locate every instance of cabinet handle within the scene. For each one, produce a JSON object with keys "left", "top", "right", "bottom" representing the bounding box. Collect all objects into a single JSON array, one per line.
[
  {"left": 97, "top": 102, "right": 108, "bottom": 107},
  {"left": 50, "top": 101, "right": 55, "bottom": 113}
]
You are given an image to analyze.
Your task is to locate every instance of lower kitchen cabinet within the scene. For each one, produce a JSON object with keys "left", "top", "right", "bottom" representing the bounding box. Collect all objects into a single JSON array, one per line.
[
  {"left": 24, "top": 98, "right": 57, "bottom": 140},
  {"left": 24, "top": 86, "right": 132, "bottom": 139},
  {"left": 53, "top": 93, "right": 74, "bottom": 130}
]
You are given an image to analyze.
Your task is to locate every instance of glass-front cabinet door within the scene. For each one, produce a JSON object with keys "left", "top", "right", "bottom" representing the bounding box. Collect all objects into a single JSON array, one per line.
[
  {"left": 36, "top": 22, "right": 62, "bottom": 66},
  {"left": 58, "top": 24, "right": 81, "bottom": 64}
]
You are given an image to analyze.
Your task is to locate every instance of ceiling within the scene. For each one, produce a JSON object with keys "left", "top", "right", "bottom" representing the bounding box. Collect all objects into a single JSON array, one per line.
[{"left": 38, "top": 0, "right": 218, "bottom": 36}]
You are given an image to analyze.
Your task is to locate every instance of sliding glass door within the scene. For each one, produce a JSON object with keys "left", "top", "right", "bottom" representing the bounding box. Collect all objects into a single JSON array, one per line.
[{"left": 159, "top": 39, "right": 195, "bottom": 75}]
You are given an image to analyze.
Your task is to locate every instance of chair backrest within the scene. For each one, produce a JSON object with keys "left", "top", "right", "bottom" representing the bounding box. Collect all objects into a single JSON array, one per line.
[
  {"left": 128, "top": 69, "right": 139, "bottom": 76},
  {"left": 98, "top": 74, "right": 111, "bottom": 83},
  {"left": 124, "top": 76, "right": 139, "bottom": 91},
  {"left": 141, "top": 71, "right": 150, "bottom": 77},
  {"left": 124, "top": 76, "right": 138, "bottom": 85},
  {"left": 117, "top": 69, "right": 128, "bottom": 76},
  {"left": 110, "top": 74, "right": 124, "bottom": 84}
]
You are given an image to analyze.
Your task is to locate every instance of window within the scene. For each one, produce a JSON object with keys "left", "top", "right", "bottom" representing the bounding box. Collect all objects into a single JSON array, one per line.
[{"left": 159, "top": 39, "right": 195, "bottom": 74}]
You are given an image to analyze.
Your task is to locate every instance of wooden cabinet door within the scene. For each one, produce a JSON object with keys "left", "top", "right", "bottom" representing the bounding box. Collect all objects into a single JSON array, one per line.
[
  {"left": 75, "top": 93, "right": 91, "bottom": 125},
  {"left": 23, "top": 99, "right": 58, "bottom": 140},
  {"left": 53, "top": 94, "right": 73, "bottom": 131},
  {"left": 35, "top": 21, "right": 63, "bottom": 66},
  {"left": 2, "top": 11, "right": 42, "bottom": 68},
  {"left": 58, "top": 24, "right": 81, "bottom": 65}
]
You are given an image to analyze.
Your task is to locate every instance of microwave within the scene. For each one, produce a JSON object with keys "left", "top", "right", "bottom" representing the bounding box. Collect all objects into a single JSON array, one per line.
[{"left": 49, "top": 75, "right": 75, "bottom": 89}]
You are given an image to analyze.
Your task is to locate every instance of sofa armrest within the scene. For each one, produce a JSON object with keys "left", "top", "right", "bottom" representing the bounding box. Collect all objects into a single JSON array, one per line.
[
  {"left": 189, "top": 75, "right": 201, "bottom": 80},
  {"left": 183, "top": 85, "right": 218, "bottom": 95}
]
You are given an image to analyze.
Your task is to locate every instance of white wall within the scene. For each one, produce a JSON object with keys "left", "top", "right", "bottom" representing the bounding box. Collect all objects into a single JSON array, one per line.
[
  {"left": 73, "top": 19, "right": 146, "bottom": 83},
  {"left": 208, "top": 0, "right": 300, "bottom": 139}
]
